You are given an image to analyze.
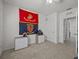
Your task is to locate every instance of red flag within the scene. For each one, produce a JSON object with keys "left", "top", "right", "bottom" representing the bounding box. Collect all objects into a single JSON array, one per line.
[{"left": 19, "top": 9, "right": 38, "bottom": 24}]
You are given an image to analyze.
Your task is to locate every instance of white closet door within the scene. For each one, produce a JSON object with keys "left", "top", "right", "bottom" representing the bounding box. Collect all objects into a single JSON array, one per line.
[{"left": 47, "top": 13, "right": 57, "bottom": 43}]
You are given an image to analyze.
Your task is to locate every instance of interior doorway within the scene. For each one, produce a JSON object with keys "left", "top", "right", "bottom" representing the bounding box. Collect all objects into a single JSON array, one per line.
[
  {"left": 64, "top": 16, "right": 78, "bottom": 57},
  {"left": 64, "top": 16, "right": 78, "bottom": 47},
  {"left": 64, "top": 18, "right": 70, "bottom": 41}
]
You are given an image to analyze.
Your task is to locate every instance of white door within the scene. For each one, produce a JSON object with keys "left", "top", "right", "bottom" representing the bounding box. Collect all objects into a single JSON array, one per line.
[{"left": 47, "top": 13, "right": 58, "bottom": 43}]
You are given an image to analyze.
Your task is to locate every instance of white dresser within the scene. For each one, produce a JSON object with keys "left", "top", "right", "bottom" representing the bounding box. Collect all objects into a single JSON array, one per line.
[
  {"left": 27, "top": 34, "right": 37, "bottom": 44},
  {"left": 15, "top": 37, "right": 28, "bottom": 50},
  {"left": 37, "top": 35, "right": 45, "bottom": 43}
]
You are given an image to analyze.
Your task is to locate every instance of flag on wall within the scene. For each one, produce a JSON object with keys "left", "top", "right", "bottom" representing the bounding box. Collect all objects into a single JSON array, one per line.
[
  {"left": 19, "top": 9, "right": 38, "bottom": 24},
  {"left": 19, "top": 9, "right": 38, "bottom": 35}
]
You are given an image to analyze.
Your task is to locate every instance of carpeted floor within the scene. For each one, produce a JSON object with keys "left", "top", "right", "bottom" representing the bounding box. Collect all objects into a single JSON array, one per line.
[{"left": 1, "top": 41, "right": 75, "bottom": 59}]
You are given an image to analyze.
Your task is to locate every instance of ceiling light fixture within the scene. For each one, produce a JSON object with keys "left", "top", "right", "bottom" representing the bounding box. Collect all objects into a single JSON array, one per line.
[
  {"left": 47, "top": 0, "right": 53, "bottom": 4},
  {"left": 47, "top": 0, "right": 61, "bottom": 4}
]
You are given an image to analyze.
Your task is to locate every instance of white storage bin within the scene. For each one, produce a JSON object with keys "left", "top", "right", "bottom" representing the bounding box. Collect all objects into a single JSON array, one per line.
[
  {"left": 15, "top": 37, "right": 28, "bottom": 50},
  {"left": 38, "top": 35, "right": 45, "bottom": 43},
  {"left": 27, "top": 34, "right": 36, "bottom": 44}
]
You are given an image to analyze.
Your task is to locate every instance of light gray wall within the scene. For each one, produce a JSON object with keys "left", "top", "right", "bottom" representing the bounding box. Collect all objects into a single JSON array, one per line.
[
  {"left": 3, "top": 0, "right": 78, "bottom": 16},
  {"left": 39, "top": 14, "right": 47, "bottom": 35},
  {"left": 0, "top": 0, "right": 3, "bottom": 55},
  {"left": 3, "top": 3, "right": 46, "bottom": 50},
  {"left": 3, "top": 4, "right": 19, "bottom": 50},
  {"left": 3, "top": 3, "right": 59, "bottom": 50}
]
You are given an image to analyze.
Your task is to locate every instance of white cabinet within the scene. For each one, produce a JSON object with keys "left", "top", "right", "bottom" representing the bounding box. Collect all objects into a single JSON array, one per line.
[
  {"left": 38, "top": 35, "right": 45, "bottom": 43},
  {"left": 27, "top": 34, "right": 36, "bottom": 44},
  {"left": 15, "top": 37, "right": 28, "bottom": 50}
]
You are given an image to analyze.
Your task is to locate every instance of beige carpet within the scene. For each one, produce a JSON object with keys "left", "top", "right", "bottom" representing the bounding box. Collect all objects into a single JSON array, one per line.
[{"left": 1, "top": 41, "right": 75, "bottom": 59}]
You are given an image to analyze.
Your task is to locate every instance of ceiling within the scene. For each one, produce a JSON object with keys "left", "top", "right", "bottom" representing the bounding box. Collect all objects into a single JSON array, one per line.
[{"left": 3, "top": 0, "right": 78, "bottom": 15}]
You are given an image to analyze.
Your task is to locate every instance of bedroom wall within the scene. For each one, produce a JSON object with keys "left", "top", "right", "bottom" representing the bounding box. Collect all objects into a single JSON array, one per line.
[
  {"left": 39, "top": 14, "right": 47, "bottom": 35},
  {"left": 3, "top": 4, "right": 19, "bottom": 50},
  {"left": 0, "top": 0, "right": 3, "bottom": 55},
  {"left": 3, "top": 3, "right": 60, "bottom": 50},
  {"left": 3, "top": 3, "right": 46, "bottom": 50}
]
